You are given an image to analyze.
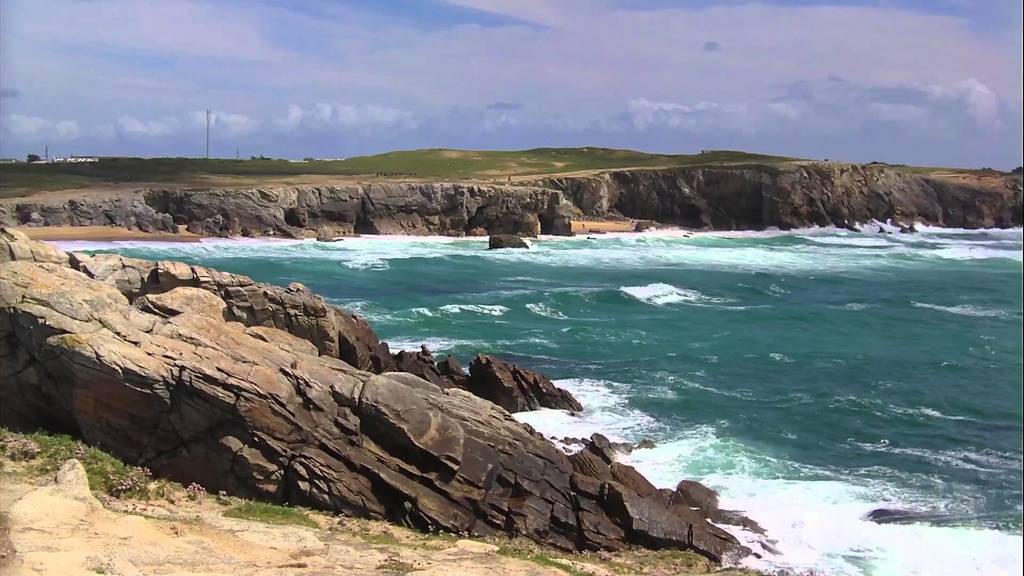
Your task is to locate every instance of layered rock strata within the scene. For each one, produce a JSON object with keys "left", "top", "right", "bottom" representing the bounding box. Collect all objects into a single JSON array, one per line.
[{"left": 0, "top": 228, "right": 755, "bottom": 562}]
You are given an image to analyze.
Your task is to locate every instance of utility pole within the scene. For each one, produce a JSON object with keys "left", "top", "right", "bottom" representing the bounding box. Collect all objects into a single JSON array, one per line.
[{"left": 205, "top": 109, "right": 211, "bottom": 159}]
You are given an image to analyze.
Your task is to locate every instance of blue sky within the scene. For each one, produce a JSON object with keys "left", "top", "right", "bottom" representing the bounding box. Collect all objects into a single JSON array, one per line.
[{"left": 1, "top": 0, "right": 1021, "bottom": 167}]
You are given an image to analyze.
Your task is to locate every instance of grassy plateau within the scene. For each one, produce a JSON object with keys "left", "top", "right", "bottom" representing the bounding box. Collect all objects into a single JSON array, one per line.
[{"left": 0, "top": 147, "right": 799, "bottom": 197}]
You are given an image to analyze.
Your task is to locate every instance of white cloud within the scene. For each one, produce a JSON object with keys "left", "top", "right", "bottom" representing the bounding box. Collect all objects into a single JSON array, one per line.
[
  {"left": 3, "top": 114, "right": 81, "bottom": 141},
  {"left": 923, "top": 78, "right": 1002, "bottom": 128},
  {"left": 279, "top": 103, "right": 415, "bottom": 130},
  {"left": 190, "top": 110, "right": 259, "bottom": 136},
  {"left": 117, "top": 116, "right": 180, "bottom": 137}
]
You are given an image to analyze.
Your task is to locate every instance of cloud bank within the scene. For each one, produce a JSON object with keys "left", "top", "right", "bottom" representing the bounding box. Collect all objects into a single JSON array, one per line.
[{"left": 1, "top": 0, "right": 1020, "bottom": 168}]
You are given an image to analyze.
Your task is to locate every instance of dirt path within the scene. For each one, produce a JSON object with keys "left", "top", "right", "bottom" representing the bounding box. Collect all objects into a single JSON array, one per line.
[
  {"left": 3, "top": 460, "right": 594, "bottom": 576},
  {"left": 2, "top": 458, "right": 761, "bottom": 576}
]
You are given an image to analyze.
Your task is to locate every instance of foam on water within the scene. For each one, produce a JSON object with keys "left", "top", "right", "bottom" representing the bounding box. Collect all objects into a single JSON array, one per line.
[
  {"left": 888, "top": 405, "right": 976, "bottom": 422},
  {"left": 513, "top": 378, "right": 665, "bottom": 445},
  {"left": 516, "top": 378, "right": 1023, "bottom": 576},
  {"left": 437, "top": 304, "right": 509, "bottom": 316},
  {"left": 620, "top": 283, "right": 733, "bottom": 306},
  {"left": 525, "top": 302, "right": 568, "bottom": 319},
  {"left": 911, "top": 301, "right": 1013, "bottom": 318},
  {"left": 385, "top": 336, "right": 484, "bottom": 352}
]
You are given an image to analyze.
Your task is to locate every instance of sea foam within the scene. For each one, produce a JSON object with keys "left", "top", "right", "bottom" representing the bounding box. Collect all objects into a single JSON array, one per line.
[
  {"left": 619, "top": 283, "right": 732, "bottom": 306},
  {"left": 515, "top": 378, "right": 1023, "bottom": 576}
]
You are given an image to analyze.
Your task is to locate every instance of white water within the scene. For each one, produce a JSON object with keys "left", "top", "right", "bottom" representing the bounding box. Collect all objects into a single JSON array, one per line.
[{"left": 515, "top": 378, "right": 1024, "bottom": 576}]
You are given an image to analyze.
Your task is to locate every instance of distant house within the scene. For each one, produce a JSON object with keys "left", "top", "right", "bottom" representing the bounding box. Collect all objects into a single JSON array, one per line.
[{"left": 52, "top": 156, "right": 99, "bottom": 163}]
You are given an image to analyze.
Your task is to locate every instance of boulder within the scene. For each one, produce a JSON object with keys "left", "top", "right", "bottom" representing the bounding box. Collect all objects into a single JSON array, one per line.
[
  {"left": 392, "top": 346, "right": 448, "bottom": 387},
  {"left": 673, "top": 480, "right": 720, "bottom": 513},
  {"left": 66, "top": 252, "right": 393, "bottom": 373},
  {"left": 467, "top": 354, "right": 582, "bottom": 412},
  {"left": 0, "top": 227, "right": 67, "bottom": 264},
  {"left": 134, "top": 287, "right": 227, "bottom": 318},
  {"left": 488, "top": 234, "right": 529, "bottom": 250},
  {"left": 436, "top": 355, "right": 471, "bottom": 389}
]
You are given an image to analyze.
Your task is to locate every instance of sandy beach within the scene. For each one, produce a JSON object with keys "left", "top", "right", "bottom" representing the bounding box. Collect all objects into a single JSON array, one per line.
[
  {"left": 13, "top": 222, "right": 643, "bottom": 242},
  {"left": 15, "top": 226, "right": 202, "bottom": 242}
]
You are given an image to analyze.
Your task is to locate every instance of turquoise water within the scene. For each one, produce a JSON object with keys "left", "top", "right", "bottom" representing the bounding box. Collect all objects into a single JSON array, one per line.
[{"left": 72, "top": 226, "right": 1023, "bottom": 575}]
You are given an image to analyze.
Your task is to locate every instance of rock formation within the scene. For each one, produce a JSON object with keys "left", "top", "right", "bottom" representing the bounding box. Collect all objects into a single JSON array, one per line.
[
  {"left": 0, "top": 228, "right": 757, "bottom": 562},
  {"left": 468, "top": 354, "right": 583, "bottom": 412},
  {"left": 1, "top": 183, "right": 576, "bottom": 238},
  {"left": 488, "top": 234, "right": 530, "bottom": 249},
  {"left": 539, "top": 163, "right": 1023, "bottom": 230},
  {"left": 3, "top": 164, "right": 1019, "bottom": 241}
]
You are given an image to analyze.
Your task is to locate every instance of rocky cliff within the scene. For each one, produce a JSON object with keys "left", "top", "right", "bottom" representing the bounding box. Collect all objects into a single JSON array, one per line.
[
  {"left": 2, "top": 164, "right": 1018, "bottom": 238},
  {"left": 540, "top": 163, "right": 1023, "bottom": 230},
  {"left": 0, "top": 228, "right": 764, "bottom": 563},
  {"left": 0, "top": 183, "right": 575, "bottom": 238}
]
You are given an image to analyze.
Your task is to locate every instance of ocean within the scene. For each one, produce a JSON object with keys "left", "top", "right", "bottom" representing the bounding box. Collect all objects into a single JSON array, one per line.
[{"left": 62, "top": 225, "right": 1023, "bottom": 576}]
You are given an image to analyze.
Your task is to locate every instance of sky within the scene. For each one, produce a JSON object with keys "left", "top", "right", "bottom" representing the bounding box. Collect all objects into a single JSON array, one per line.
[{"left": 1, "top": 0, "right": 1021, "bottom": 168}]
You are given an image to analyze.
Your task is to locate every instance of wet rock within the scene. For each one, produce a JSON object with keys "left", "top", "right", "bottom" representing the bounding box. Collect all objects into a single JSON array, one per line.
[
  {"left": 467, "top": 354, "right": 582, "bottom": 412},
  {"left": 488, "top": 234, "right": 529, "bottom": 250},
  {"left": 636, "top": 438, "right": 657, "bottom": 450}
]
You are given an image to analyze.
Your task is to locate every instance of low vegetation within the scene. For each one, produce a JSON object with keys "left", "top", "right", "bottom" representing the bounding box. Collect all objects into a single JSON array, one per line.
[
  {"left": 0, "top": 147, "right": 800, "bottom": 196},
  {"left": 0, "top": 428, "right": 161, "bottom": 499},
  {"left": 222, "top": 501, "right": 319, "bottom": 528},
  {"left": 1, "top": 428, "right": 755, "bottom": 575}
]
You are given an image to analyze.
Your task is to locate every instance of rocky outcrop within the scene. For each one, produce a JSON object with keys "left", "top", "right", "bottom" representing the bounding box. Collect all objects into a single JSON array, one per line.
[
  {"left": 488, "top": 234, "right": 530, "bottom": 249},
  {"left": 540, "top": 164, "right": 1023, "bottom": 230},
  {"left": 0, "top": 228, "right": 67, "bottom": 264},
  {"left": 1, "top": 183, "right": 575, "bottom": 238},
  {"left": 2, "top": 164, "right": 1021, "bottom": 239},
  {"left": 0, "top": 231, "right": 757, "bottom": 562},
  {"left": 468, "top": 354, "right": 583, "bottom": 412},
  {"left": 65, "top": 251, "right": 392, "bottom": 372}
]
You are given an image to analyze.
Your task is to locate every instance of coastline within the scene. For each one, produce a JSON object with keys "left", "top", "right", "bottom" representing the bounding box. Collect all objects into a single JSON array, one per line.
[
  {"left": 20, "top": 220, "right": 1024, "bottom": 250},
  {"left": 5, "top": 225, "right": 1022, "bottom": 575},
  {"left": 16, "top": 225, "right": 203, "bottom": 242}
]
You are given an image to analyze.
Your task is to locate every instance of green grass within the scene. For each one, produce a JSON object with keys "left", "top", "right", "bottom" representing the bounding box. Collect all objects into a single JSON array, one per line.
[
  {"left": 0, "top": 147, "right": 801, "bottom": 196},
  {"left": 0, "top": 428, "right": 155, "bottom": 498},
  {"left": 497, "top": 545, "right": 595, "bottom": 576},
  {"left": 222, "top": 501, "right": 319, "bottom": 529}
]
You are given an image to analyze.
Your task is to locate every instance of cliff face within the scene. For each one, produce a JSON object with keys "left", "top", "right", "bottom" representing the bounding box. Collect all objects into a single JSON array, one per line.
[
  {"left": 0, "top": 182, "right": 575, "bottom": 238},
  {"left": 1, "top": 164, "right": 1020, "bottom": 236},
  {"left": 541, "top": 164, "right": 1023, "bottom": 230}
]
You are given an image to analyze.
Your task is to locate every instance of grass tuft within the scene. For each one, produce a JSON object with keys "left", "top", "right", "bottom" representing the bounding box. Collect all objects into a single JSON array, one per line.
[
  {"left": 0, "top": 428, "right": 157, "bottom": 498},
  {"left": 497, "top": 546, "right": 593, "bottom": 576},
  {"left": 222, "top": 501, "right": 318, "bottom": 529}
]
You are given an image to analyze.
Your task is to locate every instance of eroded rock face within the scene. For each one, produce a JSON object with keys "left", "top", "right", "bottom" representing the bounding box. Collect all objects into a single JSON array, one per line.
[
  {"left": 540, "top": 164, "right": 1023, "bottom": 230},
  {"left": 0, "top": 183, "right": 575, "bottom": 239},
  {"left": 0, "top": 231, "right": 758, "bottom": 562},
  {"left": 0, "top": 228, "right": 68, "bottom": 264},
  {"left": 468, "top": 354, "right": 583, "bottom": 412},
  {"left": 66, "top": 252, "right": 391, "bottom": 372}
]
